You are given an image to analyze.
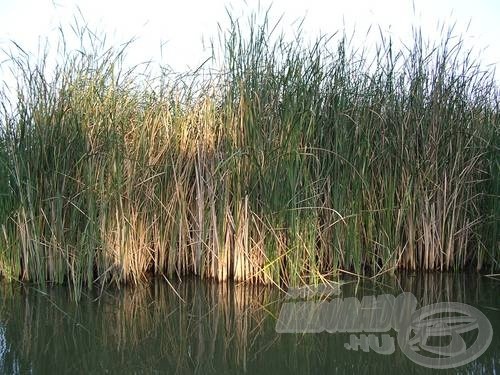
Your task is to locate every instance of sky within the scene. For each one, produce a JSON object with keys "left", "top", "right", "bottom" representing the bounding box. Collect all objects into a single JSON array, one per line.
[{"left": 0, "top": 0, "right": 499, "bottom": 84}]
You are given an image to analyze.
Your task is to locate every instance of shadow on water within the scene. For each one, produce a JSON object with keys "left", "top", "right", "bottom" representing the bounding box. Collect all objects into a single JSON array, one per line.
[{"left": 0, "top": 273, "right": 498, "bottom": 374}]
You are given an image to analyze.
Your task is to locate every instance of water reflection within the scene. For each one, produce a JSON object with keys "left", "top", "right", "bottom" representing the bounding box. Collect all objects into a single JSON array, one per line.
[{"left": 0, "top": 273, "right": 498, "bottom": 374}]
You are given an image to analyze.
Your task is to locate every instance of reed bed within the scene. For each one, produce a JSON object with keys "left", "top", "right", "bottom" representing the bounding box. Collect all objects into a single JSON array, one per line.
[{"left": 0, "top": 13, "right": 498, "bottom": 297}]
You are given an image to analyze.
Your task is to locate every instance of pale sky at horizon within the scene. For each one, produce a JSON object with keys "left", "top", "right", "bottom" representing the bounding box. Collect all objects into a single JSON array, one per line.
[{"left": 0, "top": 0, "right": 499, "bottom": 83}]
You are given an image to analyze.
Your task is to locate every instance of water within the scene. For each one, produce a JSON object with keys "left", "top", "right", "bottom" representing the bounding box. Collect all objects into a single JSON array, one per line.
[{"left": 0, "top": 273, "right": 498, "bottom": 374}]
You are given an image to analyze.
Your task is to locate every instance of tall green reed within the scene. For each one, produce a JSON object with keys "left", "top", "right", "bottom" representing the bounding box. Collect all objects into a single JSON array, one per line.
[{"left": 0, "top": 12, "right": 498, "bottom": 298}]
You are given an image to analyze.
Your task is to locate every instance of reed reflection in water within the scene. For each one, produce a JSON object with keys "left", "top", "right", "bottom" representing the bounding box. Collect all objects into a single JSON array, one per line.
[{"left": 0, "top": 273, "right": 498, "bottom": 374}]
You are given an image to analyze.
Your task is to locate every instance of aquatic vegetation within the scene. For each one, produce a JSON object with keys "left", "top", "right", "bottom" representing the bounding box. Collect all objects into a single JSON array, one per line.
[{"left": 0, "top": 12, "right": 498, "bottom": 297}]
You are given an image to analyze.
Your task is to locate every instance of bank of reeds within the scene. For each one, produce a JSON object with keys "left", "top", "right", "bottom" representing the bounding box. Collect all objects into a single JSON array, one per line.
[{"left": 0, "top": 14, "right": 498, "bottom": 296}]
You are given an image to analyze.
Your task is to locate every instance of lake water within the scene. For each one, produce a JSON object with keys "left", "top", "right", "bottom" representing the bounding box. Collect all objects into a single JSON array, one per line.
[{"left": 0, "top": 273, "right": 498, "bottom": 374}]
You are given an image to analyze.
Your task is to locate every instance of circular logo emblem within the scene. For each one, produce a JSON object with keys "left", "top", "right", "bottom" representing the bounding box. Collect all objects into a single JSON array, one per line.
[{"left": 398, "top": 302, "right": 493, "bottom": 369}]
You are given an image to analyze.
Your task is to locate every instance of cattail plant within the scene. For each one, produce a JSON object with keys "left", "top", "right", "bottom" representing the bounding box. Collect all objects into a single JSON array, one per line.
[{"left": 0, "top": 12, "right": 498, "bottom": 298}]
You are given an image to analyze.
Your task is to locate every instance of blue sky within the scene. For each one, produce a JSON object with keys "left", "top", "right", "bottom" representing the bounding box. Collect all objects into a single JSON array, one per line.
[{"left": 0, "top": 0, "right": 499, "bottom": 80}]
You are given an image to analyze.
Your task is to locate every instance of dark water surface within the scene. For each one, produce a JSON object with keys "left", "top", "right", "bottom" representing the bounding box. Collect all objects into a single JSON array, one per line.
[{"left": 0, "top": 273, "right": 498, "bottom": 374}]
